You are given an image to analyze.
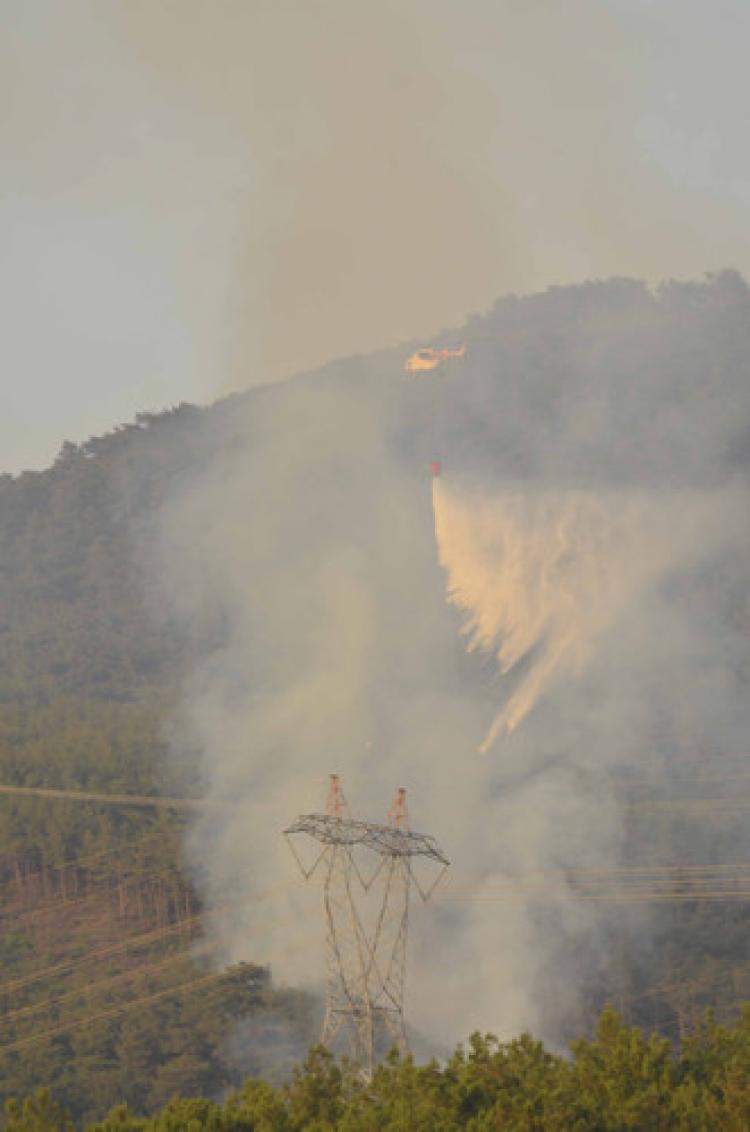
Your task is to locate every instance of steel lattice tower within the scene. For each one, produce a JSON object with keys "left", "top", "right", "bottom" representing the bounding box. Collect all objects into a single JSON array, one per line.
[{"left": 284, "top": 775, "right": 449, "bottom": 1078}]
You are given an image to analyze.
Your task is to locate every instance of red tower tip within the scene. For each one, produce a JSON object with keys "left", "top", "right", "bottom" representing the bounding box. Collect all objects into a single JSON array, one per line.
[
  {"left": 326, "top": 774, "right": 346, "bottom": 818},
  {"left": 388, "top": 787, "right": 409, "bottom": 830},
  {"left": 429, "top": 461, "right": 442, "bottom": 478}
]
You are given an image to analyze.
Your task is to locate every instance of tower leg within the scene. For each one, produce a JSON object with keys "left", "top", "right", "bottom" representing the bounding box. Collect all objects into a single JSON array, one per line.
[{"left": 320, "top": 842, "right": 376, "bottom": 1077}]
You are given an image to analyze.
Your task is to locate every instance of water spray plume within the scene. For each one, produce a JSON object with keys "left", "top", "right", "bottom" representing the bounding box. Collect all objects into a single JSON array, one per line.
[{"left": 432, "top": 478, "right": 722, "bottom": 752}]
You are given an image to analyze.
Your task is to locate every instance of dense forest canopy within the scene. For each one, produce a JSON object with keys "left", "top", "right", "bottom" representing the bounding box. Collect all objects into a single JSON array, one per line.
[{"left": 4, "top": 1008, "right": 750, "bottom": 1130}]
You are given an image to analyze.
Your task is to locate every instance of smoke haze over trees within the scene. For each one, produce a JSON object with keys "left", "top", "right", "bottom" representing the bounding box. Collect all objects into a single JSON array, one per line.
[
  {"left": 146, "top": 272, "right": 750, "bottom": 1047},
  {"left": 1, "top": 273, "right": 749, "bottom": 1108},
  {"left": 4, "top": 3, "right": 750, "bottom": 1122}
]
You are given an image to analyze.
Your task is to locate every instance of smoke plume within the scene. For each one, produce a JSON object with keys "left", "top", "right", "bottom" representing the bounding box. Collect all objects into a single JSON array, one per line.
[{"left": 150, "top": 274, "right": 750, "bottom": 1047}]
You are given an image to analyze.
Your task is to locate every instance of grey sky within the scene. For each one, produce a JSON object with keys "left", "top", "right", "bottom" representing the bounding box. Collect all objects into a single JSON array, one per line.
[{"left": 2, "top": 0, "right": 750, "bottom": 472}]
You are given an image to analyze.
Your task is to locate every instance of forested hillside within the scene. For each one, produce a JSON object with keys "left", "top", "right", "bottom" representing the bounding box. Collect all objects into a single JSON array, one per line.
[
  {"left": 4, "top": 1008, "right": 750, "bottom": 1130},
  {"left": 0, "top": 404, "right": 322, "bottom": 1117},
  {"left": 1, "top": 273, "right": 749, "bottom": 1118}
]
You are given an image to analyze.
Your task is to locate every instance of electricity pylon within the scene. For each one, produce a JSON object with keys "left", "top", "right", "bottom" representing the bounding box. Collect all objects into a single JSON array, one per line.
[{"left": 284, "top": 775, "right": 449, "bottom": 1078}]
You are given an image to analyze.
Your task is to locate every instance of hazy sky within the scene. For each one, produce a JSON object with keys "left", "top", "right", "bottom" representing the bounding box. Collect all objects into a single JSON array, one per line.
[{"left": 3, "top": 0, "right": 750, "bottom": 472}]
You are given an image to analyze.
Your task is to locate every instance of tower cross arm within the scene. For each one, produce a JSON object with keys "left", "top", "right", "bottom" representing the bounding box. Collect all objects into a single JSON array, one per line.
[
  {"left": 284, "top": 813, "right": 449, "bottom": 865},
  {"left": 363, "top": 826, "right": 450, "bottom": 864},
  {"left": 284, "top": 814, "right": 374, "bottom": 845}
]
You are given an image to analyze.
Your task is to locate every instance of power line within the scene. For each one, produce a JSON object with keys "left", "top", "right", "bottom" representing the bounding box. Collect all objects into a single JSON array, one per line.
[
  {"left": 0, "top": 970, "right": 227, "bottom": 1056},
  {"left": 0, "top": 863, "right": 189, "bottom": 925},
  {"left": 436, "top": 864, "right": 750, "bottom": 904},
  {"left": 629, "top": 799, "right": 750, "bottom": 814},
  {"left": 0, "top": 783, "right": 224, "bottom": 811},
  {"left": 0, "top": 915, "right": 202, "bottom": 997},
  {"left": 437, "top": 890, "right": 750, "bottom": 905},
  {"left": 560, "top": 864, "right": 750, "bottom": 874},
  {"left": 0, "top": 874, "right": 300, "bottom": 999},
  {"left": 2, "top": 781, "right": 749, "bottom": 818},
  {"left": 0, "top": 948, "right": 194, "bottom": 1028}
]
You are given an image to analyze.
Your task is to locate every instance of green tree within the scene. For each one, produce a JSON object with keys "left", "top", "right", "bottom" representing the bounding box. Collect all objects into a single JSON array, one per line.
[{"left": 3, "top": 1090, "right": 73, "bottom": 1132}]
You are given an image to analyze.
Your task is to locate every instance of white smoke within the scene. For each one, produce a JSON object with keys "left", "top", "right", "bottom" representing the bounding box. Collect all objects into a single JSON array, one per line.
[{"left": 149, "top": 276, "right": 750, "bottom": 1047}]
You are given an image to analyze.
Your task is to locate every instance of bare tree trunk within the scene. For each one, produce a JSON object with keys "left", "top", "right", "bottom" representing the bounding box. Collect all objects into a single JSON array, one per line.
[
  {"left": 117, "top": 870, "right": 127, "bottom": 918},
  {"left": 13, "top": 855, "right": 23, "bottom": 898}
]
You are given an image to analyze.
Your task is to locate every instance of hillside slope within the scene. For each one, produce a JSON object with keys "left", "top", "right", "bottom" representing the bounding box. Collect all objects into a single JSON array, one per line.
[{"left": 1, "top": 273, "right": 749, "bottom": 1087}]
